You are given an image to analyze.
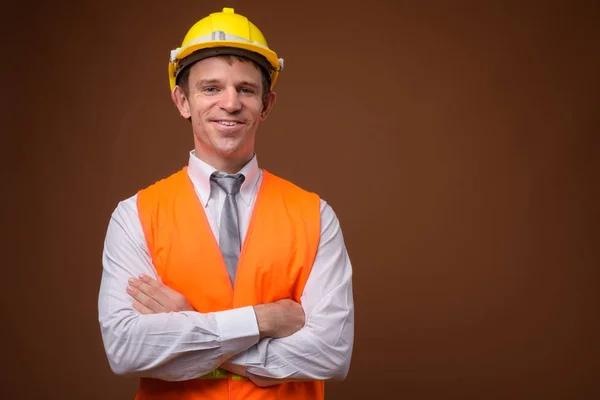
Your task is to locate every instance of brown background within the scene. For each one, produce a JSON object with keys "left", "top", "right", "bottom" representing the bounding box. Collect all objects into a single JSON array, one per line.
[{"left": 2, "top": 0, "right": 598, "bottom": 399}]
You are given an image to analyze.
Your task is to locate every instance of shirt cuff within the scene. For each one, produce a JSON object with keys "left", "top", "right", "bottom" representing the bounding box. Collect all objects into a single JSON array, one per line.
[{"left": 214, "top": 306, "right": 260, "bottom": 360}]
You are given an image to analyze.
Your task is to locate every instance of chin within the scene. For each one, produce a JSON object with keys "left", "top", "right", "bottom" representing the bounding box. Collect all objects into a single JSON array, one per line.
[
  {"left": 215, "top": 135, "right": 248, "bottom": 151},
  {"left": 215, "top": 143, "right": 244, "bottom": 157}
]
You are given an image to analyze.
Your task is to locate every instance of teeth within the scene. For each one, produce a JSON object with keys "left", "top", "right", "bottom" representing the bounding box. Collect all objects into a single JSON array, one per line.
[{"left": 217, "top": 121, "right": 238, "bottom": 126}]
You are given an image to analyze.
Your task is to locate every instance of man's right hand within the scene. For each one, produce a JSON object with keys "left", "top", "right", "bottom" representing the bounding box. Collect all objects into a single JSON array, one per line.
[{"left": 253, "top": 299, "right": 306, "bottom": 339}]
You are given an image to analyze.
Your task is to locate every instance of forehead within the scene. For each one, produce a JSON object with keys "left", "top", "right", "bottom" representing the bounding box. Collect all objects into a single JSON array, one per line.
[{"left": 187, "top": 56, "right": 263, "bottom": 85}]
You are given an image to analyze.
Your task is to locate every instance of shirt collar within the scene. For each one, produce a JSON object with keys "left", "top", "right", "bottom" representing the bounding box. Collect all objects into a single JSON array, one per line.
[{"left": 187, "top": 150, "right": 260, "bottom": 207}]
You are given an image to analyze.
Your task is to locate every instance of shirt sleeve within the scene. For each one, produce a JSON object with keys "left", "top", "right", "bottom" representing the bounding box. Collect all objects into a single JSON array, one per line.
[
  {"left": 222, "top": 199, "right": 355, "bottom": 386},
  {"left": 98, "top": 194, "right": 260, "bottom": 382}
]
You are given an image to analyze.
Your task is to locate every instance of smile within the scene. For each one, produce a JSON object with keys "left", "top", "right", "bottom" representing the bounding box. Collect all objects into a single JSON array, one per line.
[{"left": 214, "top": 120, "right": 242, "bottom": 126}]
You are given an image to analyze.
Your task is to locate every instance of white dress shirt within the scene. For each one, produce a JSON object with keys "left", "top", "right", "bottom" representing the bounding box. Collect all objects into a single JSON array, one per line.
[{"left": 98, "top": 151, "right": 354, "bottom": 387}]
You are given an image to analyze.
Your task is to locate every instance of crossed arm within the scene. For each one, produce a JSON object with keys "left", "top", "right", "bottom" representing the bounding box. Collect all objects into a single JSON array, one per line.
[
  {"left": 127, "top": 275, "right": 304, "bottom": 339},
  {"left": 98, "top": 195, "right": 354, "bottom": 386}
]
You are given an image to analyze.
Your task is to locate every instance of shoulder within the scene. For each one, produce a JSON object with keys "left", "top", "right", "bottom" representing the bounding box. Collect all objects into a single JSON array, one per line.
[
  {"left": 138, "top": 167, "right": 188, "bottom": 198},
  {"left": 262, "top": 169, "right": 319, "bottom": 200},
  {"left": 261, "top": 171, "right": 343, "bottom": 221},
  {"left": 105, "top": 192, "right": 141, "bottom": 242},
  {"left": 113, "top": 193, "right": 139, "bottom": 218},
  {"left": 109, "top": 168, "right": 187, "bottom": 223}
]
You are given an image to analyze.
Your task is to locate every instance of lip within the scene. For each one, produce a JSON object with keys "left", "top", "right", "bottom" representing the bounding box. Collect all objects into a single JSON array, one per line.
[
  {"left": 211, "top": 119, "right": 244, "bottom": 124},
  {"left": 211, "top": 120, "right": 245, "bottom": 132}
]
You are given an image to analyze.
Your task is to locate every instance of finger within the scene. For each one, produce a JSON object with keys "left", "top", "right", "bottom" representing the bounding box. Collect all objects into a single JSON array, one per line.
[
  {"left": 161, "top": 283, "right": 186, "bottom": 301},
  {"left": 132, "top": 276, "right": 170, "bottom": 307},
  {"left": 126, "top": 284, "right": 164, "bottom": 313},
  {"left": 135, "top": 274, "right": 195, "bottom": 312},
  {"left": 138, "top": 274, "right": 170, "bottom": 301},
  {"left": 139, "top": 273, "right": 160, "bottom": 286},
  {"left": 132, "top": 300, "right": 154, "bottom": 315},
  {"left": 140, "top": 274, "right": 182, "bottom": 302}
]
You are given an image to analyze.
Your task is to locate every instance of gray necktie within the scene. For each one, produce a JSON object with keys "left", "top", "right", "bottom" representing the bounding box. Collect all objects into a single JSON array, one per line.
[{"left": 211, "top": 173, "right": 245, "bottom": 285}]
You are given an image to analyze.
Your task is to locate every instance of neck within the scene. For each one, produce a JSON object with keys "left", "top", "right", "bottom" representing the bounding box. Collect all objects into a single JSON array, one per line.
[{"left": 194, "top": 149, "right": 253, "bottom": 174}]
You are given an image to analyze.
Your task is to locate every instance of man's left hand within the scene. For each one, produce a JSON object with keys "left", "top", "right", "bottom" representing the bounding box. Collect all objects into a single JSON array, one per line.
[{"left": 126, "top": 274, "right": 195, "bottom": 314}]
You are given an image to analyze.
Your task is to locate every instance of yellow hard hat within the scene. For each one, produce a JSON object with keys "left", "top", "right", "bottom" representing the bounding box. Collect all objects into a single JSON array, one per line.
[{"left": 168, "top": 7, "right": 284, "bottom": 92}]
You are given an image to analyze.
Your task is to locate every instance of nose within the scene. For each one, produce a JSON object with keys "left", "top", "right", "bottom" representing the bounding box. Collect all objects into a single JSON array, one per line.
[{"left": 218, "top": 87, "right": 242, "bottom": 113}]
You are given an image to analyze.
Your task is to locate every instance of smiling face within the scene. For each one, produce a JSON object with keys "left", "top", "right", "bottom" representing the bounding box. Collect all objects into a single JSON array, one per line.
[{"left": 171, "top": 56, "right": 276, "bottom": 173}]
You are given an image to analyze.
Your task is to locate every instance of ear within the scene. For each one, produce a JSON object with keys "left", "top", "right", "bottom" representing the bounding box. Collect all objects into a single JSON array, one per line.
[
  {"left": 260, "top": 91, "right": 277, "bottom": 121},
  {"left": 171, "top": 86, "right": 191, "bottom": 119}
]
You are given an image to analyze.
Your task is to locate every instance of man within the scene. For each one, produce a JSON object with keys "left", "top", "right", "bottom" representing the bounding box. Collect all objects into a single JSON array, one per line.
[{"left": 98, "top": 7, "right": 354, "bottom": 399}]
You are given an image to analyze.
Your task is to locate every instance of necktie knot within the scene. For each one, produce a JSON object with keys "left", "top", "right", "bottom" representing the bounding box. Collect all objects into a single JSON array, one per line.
[{"left": 211, "top": 173, "right": 245, "bottom": 196}]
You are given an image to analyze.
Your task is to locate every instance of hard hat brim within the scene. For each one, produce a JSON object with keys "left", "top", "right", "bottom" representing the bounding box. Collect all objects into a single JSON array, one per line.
[
  {"left": 169, "top": 41, "right": 281, "bottom": 91},
  {"left": 176, "top": 47, "right": 273, "bottom": 82}
]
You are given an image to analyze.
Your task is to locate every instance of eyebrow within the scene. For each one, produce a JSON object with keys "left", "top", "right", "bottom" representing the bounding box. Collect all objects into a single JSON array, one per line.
[
  {"left": 195, "top": 79, "right": 260, "bottom": 90},
  {"left": 195, "top": 79, "right": 221, "bottom": 89},
  {"left": 237, "top": 80, "right": 260, "bottom": 90}
]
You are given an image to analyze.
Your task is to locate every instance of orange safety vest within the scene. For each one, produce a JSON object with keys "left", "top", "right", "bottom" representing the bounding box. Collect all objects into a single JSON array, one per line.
[{"left": 136, "top": 167, "right": 324, "bottom": 400}]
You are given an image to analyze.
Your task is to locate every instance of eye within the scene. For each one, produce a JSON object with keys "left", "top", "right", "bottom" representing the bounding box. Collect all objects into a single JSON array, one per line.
[
  {"left": 239, "top": 87, "right": 255, "bottom": 94},
  {"left": 203, "top": 87, "right": 218, "bottom": 94}
]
